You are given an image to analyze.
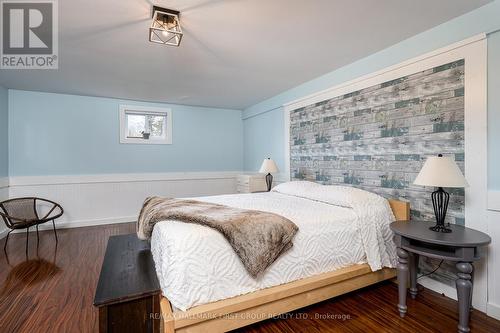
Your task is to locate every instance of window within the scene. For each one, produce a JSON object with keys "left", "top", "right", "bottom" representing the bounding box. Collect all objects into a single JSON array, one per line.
[{"left": 119, "top": 105, "right": 172, "bottom": 144}]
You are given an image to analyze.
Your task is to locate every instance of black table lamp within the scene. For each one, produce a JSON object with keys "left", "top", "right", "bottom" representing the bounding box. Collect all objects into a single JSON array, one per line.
[
  {"left": 413, "top": 154, "right": 468, "bottom": 233},
  {"left": 259, "top": 158, "right": 279, "bottom": 191}
]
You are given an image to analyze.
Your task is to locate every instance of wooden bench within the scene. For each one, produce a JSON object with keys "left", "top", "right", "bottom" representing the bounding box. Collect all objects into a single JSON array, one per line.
[{"left": 94, "top": 234, "right": 162, "bottom": 333}]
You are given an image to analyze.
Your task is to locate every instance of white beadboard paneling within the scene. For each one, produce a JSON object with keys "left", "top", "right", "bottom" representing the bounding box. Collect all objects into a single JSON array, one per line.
[
  {"left": 488, "top": 302, "right": 500, "bottom": 321},
  {"left": 488, "top": 190, "right": 500, "bottom": 211},
  {"left": 487, "top": 190, "right": 500, "bottom": 319},
  {"left": 7, "top": 172, "right": 239, "bottom": 232},
  {"left": 0, "top": 179, "right": 8, "bottom": 237},
  {"left": 0, "top": 177, "right": 8, "bottom": 189},
  {"left": 418, "top": 277, "right": 458, "bottom": 301},
  {"left": 0, "top": 187, "right": 7, "bottom": 201},
  {"left": 487, "top": 208, "right": 500, "bottom": 320}
]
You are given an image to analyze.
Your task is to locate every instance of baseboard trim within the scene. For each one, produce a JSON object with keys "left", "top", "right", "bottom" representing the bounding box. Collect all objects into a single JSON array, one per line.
[
  {"left": 487, "top": 302, "right": 500, "bottom": 320},
  {"left": 9, "top": 171, "right": 242, "bottom": 186},
  {"left": 42, "top": 216, "right": 136, "bottom": 230},
  {"left": 3, "top": 216, "right": 137, "bottom": 237}
]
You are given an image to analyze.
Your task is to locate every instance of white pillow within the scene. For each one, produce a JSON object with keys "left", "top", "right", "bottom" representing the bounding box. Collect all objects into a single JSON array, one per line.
[
  {"left": 272, "top": 181, "right": 386, "bottom": 208},
  {"left": 271, "top": 181, "right": 320, "bottom": 194}
]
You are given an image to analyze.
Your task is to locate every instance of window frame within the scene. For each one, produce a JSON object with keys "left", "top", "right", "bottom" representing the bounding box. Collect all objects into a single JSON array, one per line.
[{"left": 119, "top": 105, "right": 173, "bottom": 145}]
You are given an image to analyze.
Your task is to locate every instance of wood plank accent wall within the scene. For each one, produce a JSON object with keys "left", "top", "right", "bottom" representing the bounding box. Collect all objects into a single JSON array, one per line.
[{"left": 289, "top": 59, "right": 465, "bottom": 226}]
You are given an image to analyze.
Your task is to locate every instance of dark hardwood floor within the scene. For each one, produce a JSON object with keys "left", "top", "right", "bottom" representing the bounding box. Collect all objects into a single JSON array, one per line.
[{"left": 0, "top": 222, "right": 499, "bottom": 333}]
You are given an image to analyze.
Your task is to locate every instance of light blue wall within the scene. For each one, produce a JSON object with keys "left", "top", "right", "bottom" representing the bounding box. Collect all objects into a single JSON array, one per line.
[
  {"left": 8, "top": 90, "right": 243, "bottom": 176},
  {"left": 0, "top": 86, "right": 7, "bottom": 177},
  {"left": 243, "top": 107, "right": 284, "bottom": 172},
  {"left": 242, "top": 0, "right": 500, "bottom": 190}
]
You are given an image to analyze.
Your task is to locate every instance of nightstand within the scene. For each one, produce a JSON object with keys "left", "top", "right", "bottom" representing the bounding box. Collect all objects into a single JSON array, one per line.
[
  {"left": 236, "top": 174, "right": 268, "bottom": 193},
  {"left": 390, "top": 221, "right": 491, "bottom": 333}
]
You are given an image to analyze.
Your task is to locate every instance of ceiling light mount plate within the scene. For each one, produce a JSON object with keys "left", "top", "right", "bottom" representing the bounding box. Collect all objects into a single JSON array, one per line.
[{"left": 149, "top": 6, "right": 183, "bottom": 47}]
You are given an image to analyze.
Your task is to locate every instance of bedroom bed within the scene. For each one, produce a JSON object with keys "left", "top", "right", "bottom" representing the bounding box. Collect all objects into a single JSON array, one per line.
[{"left": 151, "top": 182, "right": 410, "bottom": 333}]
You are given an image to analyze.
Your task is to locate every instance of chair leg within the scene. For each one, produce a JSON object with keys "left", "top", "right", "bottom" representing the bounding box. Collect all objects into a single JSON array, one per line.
[
  {"left": 52, "top": 220, "right": 58, "bottom": 243},
  {"left": 26, "top": 227, "right": 30, "bottom": 257},
  {"left": 36, "top": 224, "right": 40, "bottom": 248},
  {"left": 3, "top": 230, "right": 12, "bottom": 252}
]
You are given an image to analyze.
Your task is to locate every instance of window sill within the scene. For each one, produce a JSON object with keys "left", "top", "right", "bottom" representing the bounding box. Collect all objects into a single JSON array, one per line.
[{"left": 119, "top": 137, "right": 172, "bottom": 145}]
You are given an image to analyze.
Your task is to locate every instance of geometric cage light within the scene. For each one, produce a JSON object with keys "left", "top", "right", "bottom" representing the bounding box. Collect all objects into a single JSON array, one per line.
[{"left": 149, "top": 6, "right": 183, "bottom": 47}]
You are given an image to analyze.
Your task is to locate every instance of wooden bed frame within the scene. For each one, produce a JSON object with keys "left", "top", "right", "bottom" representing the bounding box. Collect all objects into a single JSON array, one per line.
[{"left": 160, "top": 199, "right": 410, "bottom": 333}]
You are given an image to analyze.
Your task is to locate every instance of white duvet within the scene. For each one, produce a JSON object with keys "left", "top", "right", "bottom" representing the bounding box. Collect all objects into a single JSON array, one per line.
[{"left": 150, "top": 181, "right": 397, "bottom": 311}]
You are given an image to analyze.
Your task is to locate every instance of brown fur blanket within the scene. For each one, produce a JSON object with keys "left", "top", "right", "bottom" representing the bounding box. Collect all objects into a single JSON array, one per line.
[{"left": 137, "top": 197, "right": 298, "bottom": 277}]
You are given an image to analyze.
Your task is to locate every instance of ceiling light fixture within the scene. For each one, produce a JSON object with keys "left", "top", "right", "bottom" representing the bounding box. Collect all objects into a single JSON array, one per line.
[{"left": 149, "top": 6, "right": 183, "bottom": 47}]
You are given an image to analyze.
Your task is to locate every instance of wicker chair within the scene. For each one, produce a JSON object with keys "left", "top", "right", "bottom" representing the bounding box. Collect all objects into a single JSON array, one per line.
[{"left": 0, "top": 197, "right": 63, "bottom": 255}]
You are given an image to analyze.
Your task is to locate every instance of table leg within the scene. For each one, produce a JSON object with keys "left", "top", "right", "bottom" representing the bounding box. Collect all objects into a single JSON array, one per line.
[
  {"left": 397, "top": 248, "right": 409, "bottom": 317},
  {"left": 456, "top": 262, "right": 473, "bottom": 333},
  {"left": 409, "top": 253, "right": 419, "bottom": 299},
  {"left": 470, "top": 269, "right": 474, "bottom": 311}
]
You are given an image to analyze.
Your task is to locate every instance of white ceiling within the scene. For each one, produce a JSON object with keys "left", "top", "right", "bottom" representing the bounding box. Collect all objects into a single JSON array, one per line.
[{"left": 0, "top": 0, "right": 491, "bottom": 109}]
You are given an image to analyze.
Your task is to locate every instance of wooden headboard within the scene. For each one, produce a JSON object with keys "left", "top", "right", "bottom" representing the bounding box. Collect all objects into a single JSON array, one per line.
[{"left": 388, "top": 199, "right": 410, "bottom": 221}]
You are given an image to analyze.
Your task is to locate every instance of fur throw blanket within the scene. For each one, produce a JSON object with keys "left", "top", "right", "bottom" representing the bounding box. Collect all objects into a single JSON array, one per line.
[{"left": 137, "top": 197, "right": 298, "bottom": 277}]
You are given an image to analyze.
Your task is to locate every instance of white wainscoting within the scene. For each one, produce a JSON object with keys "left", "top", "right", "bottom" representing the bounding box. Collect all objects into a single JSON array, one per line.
[
  {"left": 5, "top": 172, "right": 240, "bottom": 233},
  {"left": 488, "top": 190, "right": 500, "bottom": 212},
  {"left": 0, "top": 178, "right": 8, "bottom": 236},
  {"left": 487, "top": 190, "right": 500, "bottom": 319}
]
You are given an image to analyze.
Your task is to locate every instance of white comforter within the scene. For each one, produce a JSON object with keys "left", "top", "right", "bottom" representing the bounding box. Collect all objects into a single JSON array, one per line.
[{"left": 151, "top": 182, "right": 397, "bottom": 311}]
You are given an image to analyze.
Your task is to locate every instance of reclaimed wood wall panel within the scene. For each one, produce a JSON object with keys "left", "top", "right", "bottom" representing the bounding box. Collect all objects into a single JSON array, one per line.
[{"left": 289, "top": 59, "right": 465, "bottom": 226}]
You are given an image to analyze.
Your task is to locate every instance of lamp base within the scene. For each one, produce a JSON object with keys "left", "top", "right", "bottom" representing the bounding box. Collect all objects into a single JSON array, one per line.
[
  {"left": 265, "top": 173, "right": 273, "bottom": 192},
  {"left": 429, "top": 224, "right": 452, "bottom": 233},
  {"left": 430, "top": 186, "right": 452, "bottom": 233}
]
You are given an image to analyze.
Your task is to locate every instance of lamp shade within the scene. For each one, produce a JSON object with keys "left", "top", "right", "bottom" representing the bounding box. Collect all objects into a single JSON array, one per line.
[
  {"left": 259, "top": 158, "right": 279, "bottom": 174},
  {"left": 414, "top": 155, "right": 468, "bottom": 188}
]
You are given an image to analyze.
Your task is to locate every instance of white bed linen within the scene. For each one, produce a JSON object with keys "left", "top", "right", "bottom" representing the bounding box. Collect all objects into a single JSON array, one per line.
[{"left": 151, "top": 190, "right": 396, "bottom": 311}]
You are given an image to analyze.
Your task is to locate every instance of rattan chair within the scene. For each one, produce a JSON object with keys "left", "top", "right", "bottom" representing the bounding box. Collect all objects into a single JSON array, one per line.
[{"left": 0, "top": 197, "right": 63, "bottom": 255}]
